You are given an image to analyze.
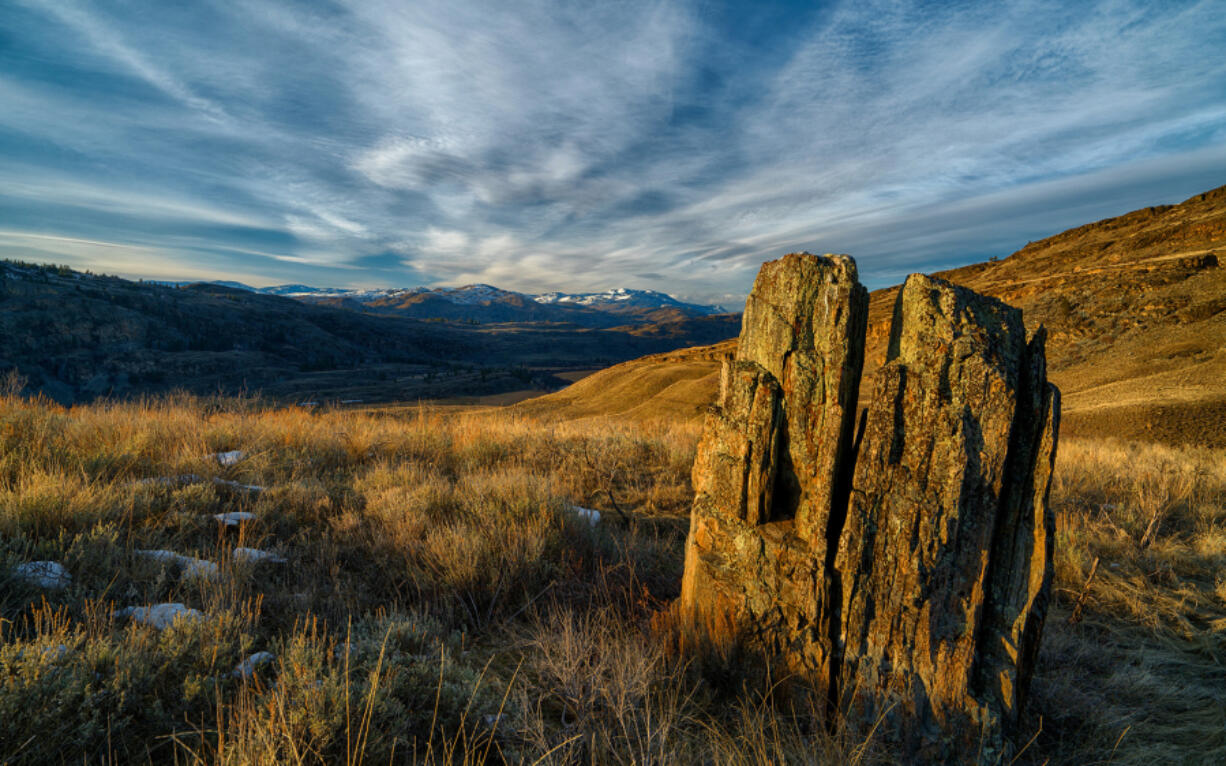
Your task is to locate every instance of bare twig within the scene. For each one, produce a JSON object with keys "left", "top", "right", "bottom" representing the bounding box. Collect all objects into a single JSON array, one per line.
[{"left": 1067, "top": 557, "right": 1100, "bottom": 625}]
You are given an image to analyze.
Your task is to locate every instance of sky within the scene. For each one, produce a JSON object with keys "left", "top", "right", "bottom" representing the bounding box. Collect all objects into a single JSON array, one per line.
[{"left": 1, "top": 0, "right": 1224, "bottom": 306}]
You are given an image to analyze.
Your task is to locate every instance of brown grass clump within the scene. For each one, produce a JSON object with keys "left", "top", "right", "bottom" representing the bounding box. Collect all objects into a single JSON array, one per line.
[
  {"left": 1, "top": 389, "right": 1223, "bottom": 763},
  {"left": 1028, "top": 437, "right": 1226, "bottom": 764}
]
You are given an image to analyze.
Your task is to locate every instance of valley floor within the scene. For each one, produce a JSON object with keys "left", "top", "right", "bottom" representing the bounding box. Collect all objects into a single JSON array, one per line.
[{"left": 1, "top": 390, "right": 1223, "bottom": 764}]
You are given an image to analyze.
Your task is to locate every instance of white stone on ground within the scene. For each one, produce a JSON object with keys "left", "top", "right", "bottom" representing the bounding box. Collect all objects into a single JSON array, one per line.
[
  {"left": 233, "top": 547, "right": 287, "bottom": 565},
  {"left": 134, "top": 474, "right": 205, "bottom": 488},
  {"left": 43, "top": 644, "right": 70, "bottom": 661},
  {"left": 135, "top": 549, "right": 220, "bottom": 581},
  {"left": 569, "top": 506, "right": 601, "bottom": 526},
  {"left": 214, "top": 511, "right": 257, "bottom": 526},
  {"left": 14, "top": 644, "right": 70, "bottom": 662},
  {"left": 211, "top": 450, "right": 245, "bottom": 466},
  {"left": 133, "top": 475, "right": 263, "bottom": 493},
  {"left": 11, "top": 561, "right": 72, "bottom": 589},
  {"left": 116, "top": 603, "right": 206, "bottom": 629},
  {"left": 211, "top": 478, "right": 264, "bottom": 493},
  {"left": 232, "top": 651, "right": 276, "bottom": 679}
]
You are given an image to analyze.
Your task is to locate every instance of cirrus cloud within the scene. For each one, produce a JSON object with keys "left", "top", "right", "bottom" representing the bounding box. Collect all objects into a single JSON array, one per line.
[{"left": 0, "top": 0, "right": 1223, "bottom": 304}]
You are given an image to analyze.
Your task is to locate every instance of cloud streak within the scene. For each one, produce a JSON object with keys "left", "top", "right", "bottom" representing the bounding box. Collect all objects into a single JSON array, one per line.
[{"left": 0, "top": 0, "right": 1223, "bottom": 302}]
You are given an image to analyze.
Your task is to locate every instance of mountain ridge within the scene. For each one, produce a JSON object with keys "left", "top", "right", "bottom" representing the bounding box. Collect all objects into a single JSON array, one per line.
[
  {"left": 157, "top": 280, "right": 726, "bottom": 327},
  {"left": 0, "top": 261, "right": 740, "bottom": 405}
]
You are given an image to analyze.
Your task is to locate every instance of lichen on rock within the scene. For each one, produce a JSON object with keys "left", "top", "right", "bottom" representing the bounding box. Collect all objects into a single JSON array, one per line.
[{"left": 676, "top": 254, "right": 1060, "bottom": 762}]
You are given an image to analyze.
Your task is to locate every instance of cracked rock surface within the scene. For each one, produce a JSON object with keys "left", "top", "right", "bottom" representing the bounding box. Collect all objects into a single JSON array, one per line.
[{"left": 677, "top": 254, "right": 1059, "bottom": 762}]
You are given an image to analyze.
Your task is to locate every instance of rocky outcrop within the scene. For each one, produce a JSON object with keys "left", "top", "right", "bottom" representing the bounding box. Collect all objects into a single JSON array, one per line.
[
  {"left": 835, "top": 274, "right": 1059, "bottom": 759},
  {"left": 677, "top": 254, "right": 1059, "bottom": 761},
  {"left": 679, "top": 254, "right": 867, "bottom": 696}
]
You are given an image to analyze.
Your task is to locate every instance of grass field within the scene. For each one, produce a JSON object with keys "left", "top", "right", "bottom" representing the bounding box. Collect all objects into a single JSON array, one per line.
[{"left": 1, "top": 386, "right": 1223, "bottom": 764}]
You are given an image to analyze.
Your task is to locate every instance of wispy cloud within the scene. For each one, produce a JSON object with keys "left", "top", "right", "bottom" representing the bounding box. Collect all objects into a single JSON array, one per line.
[{"left": 1, "top": 0, "right": 1223, "bottom": 301}]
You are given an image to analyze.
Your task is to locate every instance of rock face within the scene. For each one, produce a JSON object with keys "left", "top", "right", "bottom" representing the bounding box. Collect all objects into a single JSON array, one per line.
[
  {"left": 677, "top": 255, "right": 1059, "bottom": 761},
  {"left": 680, "top": 254, "right": 866, "bottom": 695}
]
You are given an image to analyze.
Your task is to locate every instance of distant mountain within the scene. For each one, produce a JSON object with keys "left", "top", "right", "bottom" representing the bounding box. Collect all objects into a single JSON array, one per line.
[
  {"left": 0, "top": 262, "right": 740, "bottom": 405},
  {"left": 534, "top": 287, "right": 726, "bottom": 314},
  {"left": 205, "top": 281, "right": 730, "bottom": 328}
]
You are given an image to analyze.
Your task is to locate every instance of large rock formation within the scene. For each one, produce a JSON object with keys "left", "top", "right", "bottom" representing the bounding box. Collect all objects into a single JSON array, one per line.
[
  {"left": 677, "top": 254, "right": 1059, "bottom": 761},
  {"left": 680, "top": 254, "right": 867, "bottom": 696}
]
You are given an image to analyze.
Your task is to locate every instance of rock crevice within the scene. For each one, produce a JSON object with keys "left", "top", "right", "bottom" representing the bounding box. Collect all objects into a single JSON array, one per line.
[{"left": 677, "top": 253, "right": 1059, "bottom": 761}]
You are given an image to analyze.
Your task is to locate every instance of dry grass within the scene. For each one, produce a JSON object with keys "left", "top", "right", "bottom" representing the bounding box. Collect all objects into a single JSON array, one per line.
[
  {"left": 1027, "top": 437, "right": 1226, "bottom": 764},
  {"left": 1, "top": 389, "right": 1222, "bottom": 763}
]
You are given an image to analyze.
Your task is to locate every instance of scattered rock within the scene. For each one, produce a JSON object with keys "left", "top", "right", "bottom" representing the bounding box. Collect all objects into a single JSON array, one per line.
[
  {"left": 214, "top": 511, "right": 257, "bottom": 527},
  {"left": 14, "top": 644, "right": 70, "bottom": 663},
  {"left": 676, "top": 255, "right": 1060, "bottom": 762},
  {"left": 232, "top": 651, "right": 276, "bottom": 679},
  {"left": 11, "top": 560, "right": 72, "bottom": 589},
  {"left": 133, "top": 474, "right": 262, "bottom": 493},
  {"left": 233, "top": 547, "right": 287, "bottom": 565},
  {"left": 211, "top": 477, "right": 264, "bottom": 493},
  {"left": 135, "top": 549, "right": 220, "bottom": 581},
  {"left": 211, "top": 450, "right": 245, "bottom": 466},
  {"left": 134, "top": 474, "right": 205, "bottom": 488},
  {"left": 44, "top": 643, "right": 70, "bottom": 661},
  {"left": 569, "top": 506, "right": 601, "bottom": 526},
  {"left": 116, "top": 603, "right": 206, "bottom": 629}
]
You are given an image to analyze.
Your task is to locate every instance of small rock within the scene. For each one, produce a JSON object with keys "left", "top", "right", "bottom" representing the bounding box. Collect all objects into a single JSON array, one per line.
[
  {"left": 135, "top": 549, "right": 220, "bottom": 581},
  {"left": 134, "top": 474, "right": 205, "bottom": 488},
  {"left": 116, "top": 603, "right": 206, "bottom": 629},
  {"left": 211, "top": 478, "right": 264, "bottom": 493},
  {"left": 43, "top": 644, "right": 70, "bottom": 661},
  {"left": 569, "top": 506, "right": 601, "bottom": 527},
  {"left": 14, "top": 644, "right": 71, "bottom": 663},
  {"left": 232, "top": 651, "right": 276, "bottom": 679},
  {"left": 214, "top": 511, "right": 257, "bottom": 527},
  {"left": 11, "top": 561, "right": 72, "bottom": 589},
  {"left": 211, "top": 450, "right": 245, "bottom": 466},
  {"left": 233, "top": 547, "right": 287, "bottom": 565}
]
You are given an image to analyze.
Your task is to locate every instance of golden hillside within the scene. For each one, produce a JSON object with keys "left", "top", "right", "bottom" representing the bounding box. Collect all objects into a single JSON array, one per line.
[{"left": 521, "top": 185, "right": 1226, "bottom": 447}]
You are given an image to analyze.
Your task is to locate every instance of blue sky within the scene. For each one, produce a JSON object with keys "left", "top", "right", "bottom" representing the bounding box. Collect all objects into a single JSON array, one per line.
[{"left": 1, "top": 0, "right": 1224, "bottom": 305}]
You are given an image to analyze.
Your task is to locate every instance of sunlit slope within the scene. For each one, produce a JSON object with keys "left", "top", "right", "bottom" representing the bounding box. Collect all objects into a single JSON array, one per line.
[
  {"left": 516, "top": 341, "right": 733, "bottom": 421},
  {"left": 521, "top": 185, "right": 1226, "bottom": 447}
]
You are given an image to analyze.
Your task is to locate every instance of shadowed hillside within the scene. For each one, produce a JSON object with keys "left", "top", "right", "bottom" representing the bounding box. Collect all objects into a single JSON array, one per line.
[
  {"left": 522, "top": 185, "right": 1226, "bottom": 447},
  {"left": 0, "top": 262, "right": 739, "bottom": 405}
]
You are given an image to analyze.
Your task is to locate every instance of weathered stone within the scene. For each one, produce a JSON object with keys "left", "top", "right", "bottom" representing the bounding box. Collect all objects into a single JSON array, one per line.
[
  {"left": 736, "top": 252, "right": 868, "bottom": 545},
  {"left": 678, "top": 253, "right": 867, "bottom": 690},
  {"left": 676, "top": 259, "right": 1060, "bottom": 763},
  {"left": 834, "top": 274, "right": 1058, "bottom": 758}
]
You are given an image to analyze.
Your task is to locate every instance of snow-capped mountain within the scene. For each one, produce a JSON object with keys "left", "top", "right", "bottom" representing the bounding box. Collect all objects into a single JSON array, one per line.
[
  {"left": 534, "top": 287, "right": 724, "bottom": 314},
  {"left": 423, "top": 284, "right": 527, "bottom": 305},
  {"left": 180, "top": 280, "right": 727, "bottom": 326},
  {"left": 243, "top": 282, "right": 721, "bottom": 312}
]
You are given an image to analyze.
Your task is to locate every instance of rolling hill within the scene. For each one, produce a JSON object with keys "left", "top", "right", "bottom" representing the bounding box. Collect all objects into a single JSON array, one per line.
[
  {"left": 0, "top": 263, "right": 738, "bottom": 405},
  {"left": 520, "top": 185, "right": 1226, "bottom": 447},
  {"left": 174, "top": 281, "right": 725, "bottom": 329}
]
